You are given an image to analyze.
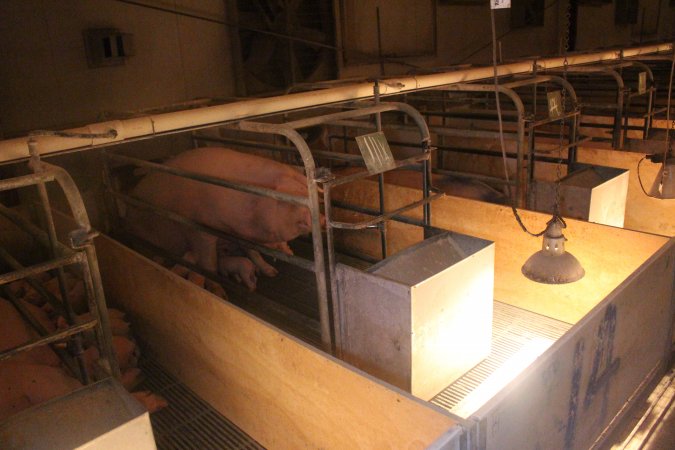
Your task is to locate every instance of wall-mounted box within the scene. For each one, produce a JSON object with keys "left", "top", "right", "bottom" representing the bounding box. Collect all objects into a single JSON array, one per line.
[
  {"left": 336, "top": 231, "right": 495, "bottom": 400},
  {"left": 532, "top": 165, "right": 629, "bottom": 227},
  {"left": 83, "top": 28, "right": 134, "bottom": 68}
]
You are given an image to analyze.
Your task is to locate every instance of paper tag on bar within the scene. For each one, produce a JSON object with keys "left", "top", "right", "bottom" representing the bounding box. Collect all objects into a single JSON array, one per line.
[
  {"left": 547, "top": 91, "right": 564, "bottom": 120},
  {"left": 491, "top": 0, "right": 511, "bottom": 9},
  {"left": 355, "top": 131, "right": 397, "bottom": 175},
  {"left": 638, "top": 72, "right": 647, "bottom": 95}
]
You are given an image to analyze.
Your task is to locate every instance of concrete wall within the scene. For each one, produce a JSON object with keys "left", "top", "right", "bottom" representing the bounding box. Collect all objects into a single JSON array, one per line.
[
  {"left": 0, "top": 0, "right": 236, "bottom": 138},
  {"left": 337, "top": 0, "right": 675, "bottom": 79},
  {"left": 337, "top": 1, "right": 565, "bottom": 78},
  {"left": 1, "top": 0, "right": 672, "bottom": 136},
  {"left": 576, "top": 0, "right": 675, "bottom": 50}
]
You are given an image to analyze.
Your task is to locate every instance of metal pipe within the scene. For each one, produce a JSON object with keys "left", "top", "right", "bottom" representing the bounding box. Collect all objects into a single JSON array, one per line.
[
  {"left": 0, "top": 252, "right": 82, "bottom": 286},
  {"left": 33, "top": 159, "right": 119, "bottom": 379},
  {"left": 329, "top": 119, "right": 521, "bottom": 140},
  {"left": 322, "top": 182, "right": 341, "bottom": 356},
  {"left": 329, "top": 192, "right": 444, "bottom": 230},
  {"left": 1, "top": 286, "right": 80, "bottom": 376},
  {"left": 0, "top": 171, "right": 57, "bottom": 192},
  {"left": 373, "top": 81, "right": 387, "bottom": 259},
  {"left": 28, "top": 140, "right": 88, "bottom": 384},
  {"left": 443, "top": 83, "right": 527, "bottom": 206},
  {"left": 234, "top": 121, "right": 332, "bottom": 353},
  {"left": 326, "top": 153, "right": 430, "bottom": 188},
  {"left": 331, "top": 200, "right": 427, "bottom": 228},
  {"left": 0, "top": 320, "right": 97, "bottom": 363},
  {"left": 0, "top": 246, "right": 66, "bottom": 318},
  {"left": 629, "top": 60, "right": 657, "bottom": 138},
  {"left": 0, "top": 157, "right": 119, "bottom": 379},
  {"left": 548, "top": 65, "right": 627, "bottom": 148},
  {"left": 192, "top": 135, "right": 366, "bottom": 163},
  {"left": 104, "top": 152, "right": 310, "bottom": 207},
  {"left": 2, "top": 43, "right": 668, "bottom": 162}
]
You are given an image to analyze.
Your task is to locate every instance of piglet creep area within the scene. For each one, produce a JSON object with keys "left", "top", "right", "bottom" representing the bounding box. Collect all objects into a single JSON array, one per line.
[{"left": 87, "top": 227, "right": 460, "bottom": 450}]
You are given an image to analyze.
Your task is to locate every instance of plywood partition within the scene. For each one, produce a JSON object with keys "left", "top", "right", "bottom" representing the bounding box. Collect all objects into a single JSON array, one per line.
[
  {"left": 332, "top": 181, "right": 670, "bottom": 324},
  {"left": 92, "top": 235, "right": 459, "bottom": 449},
  {"left": 398, "top": 144, "right": 674, "bottom": 237},
  {"left": 576, "top": 146, "right": 675, "bottom": 237}
]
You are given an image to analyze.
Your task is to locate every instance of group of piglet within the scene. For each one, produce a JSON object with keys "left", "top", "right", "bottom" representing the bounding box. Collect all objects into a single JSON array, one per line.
[
  {"left": 0, "top": 271, "right": 167, "bottom": 421},
  {"left": 152, "top": 255, "right": 227, "bottom": 299},
  {"left": 127, "top": 147, "right": 323, "bottom": 292}
]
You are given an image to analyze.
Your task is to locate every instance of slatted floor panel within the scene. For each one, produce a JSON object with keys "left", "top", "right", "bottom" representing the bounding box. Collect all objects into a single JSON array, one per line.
[
  {"left": 138, "top": 358, "right": 265, "bottom": 450},
  {"left": 432, "top": 301, "right": 572, "bottom": 413}
]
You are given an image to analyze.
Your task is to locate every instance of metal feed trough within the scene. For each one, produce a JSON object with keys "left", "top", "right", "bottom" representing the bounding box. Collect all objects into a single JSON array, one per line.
[
  {"left": 337, "top": 230, "right": 494, "bottom": 400},
  {"left": 531, "top": 164, "right": 630, "bottom": 227}
]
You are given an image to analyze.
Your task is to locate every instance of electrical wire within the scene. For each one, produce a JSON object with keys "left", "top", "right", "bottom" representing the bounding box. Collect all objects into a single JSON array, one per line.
[
  {"left": 459, "top": 0, "right": 560, "bottom": 64},
  {"left": 636, "top": 156, "right": 654, "bottom": 197},
  {"left": 489, "top": 6, "right": 547, "bottom": 237},
  {"left": 637, "top": 51, "right": 674, "bottom": 198}
]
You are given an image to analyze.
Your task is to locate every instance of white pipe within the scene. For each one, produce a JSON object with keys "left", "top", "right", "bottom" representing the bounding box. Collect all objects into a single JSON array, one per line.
[{"left": 0, "top": 43, "right": 671, "bottom": 164}]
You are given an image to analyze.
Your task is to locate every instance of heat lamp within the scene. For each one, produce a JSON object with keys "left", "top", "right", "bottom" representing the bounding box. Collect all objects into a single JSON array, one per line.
[
  {"left": 648, "top": 155, "right": 675, "bottom": 199},
  {"left": 521, "top": 216, "right": 585, "bottom": 284}
]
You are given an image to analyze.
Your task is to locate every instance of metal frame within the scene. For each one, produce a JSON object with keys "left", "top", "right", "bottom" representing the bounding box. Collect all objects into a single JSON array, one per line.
[
  {"left": 437, "top": 75, "right": 581, "bottom": 208},
  {"left": 545, "top": 60, "right": 660, "bottom": 148},
  {"left": 0, "top": 143, "right": 119, "bottom": 382},
  {"left": 352, "top": 75, "right": 585, "bottom": 209},
  {"left": 104, "top": 101, "right": 437, "bottom": 354}
]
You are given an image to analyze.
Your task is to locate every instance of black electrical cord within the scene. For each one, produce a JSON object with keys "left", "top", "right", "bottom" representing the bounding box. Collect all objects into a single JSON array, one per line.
[
  {"left": 636, "top": 156, "right": 656, "bottom": 197},
  {"left": 490, "top": 6, "right": 550, "bottom": 237},
  {"left": 638, "top": 50, "right": 674, "bottom": 198},
  {"left": 460, "top": 0, "right": 561, "bottom": 64}
]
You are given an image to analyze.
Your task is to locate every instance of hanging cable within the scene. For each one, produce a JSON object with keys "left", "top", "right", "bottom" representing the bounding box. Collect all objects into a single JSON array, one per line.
[
  {"left": 490, "top": 0, "right": 576, "bottom": 236},
  {"left": 460, "top": 0, "right": 560, "bottom": 64},
  {"left": 638, "top": 50, "right": 675, "bottom": 198},
  {"left": 490, "top": 5, "right": 547, "bottom": 237}
]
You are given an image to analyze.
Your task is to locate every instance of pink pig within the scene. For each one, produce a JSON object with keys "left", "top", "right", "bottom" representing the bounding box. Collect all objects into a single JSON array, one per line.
[{"left": 127, "top": 147, "right": 322, "bottom": 288}]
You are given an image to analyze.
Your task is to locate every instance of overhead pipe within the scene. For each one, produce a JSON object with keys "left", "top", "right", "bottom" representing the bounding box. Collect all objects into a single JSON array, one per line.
[{"left": 0, "top": 43, "right": 671, "bottom": 164}]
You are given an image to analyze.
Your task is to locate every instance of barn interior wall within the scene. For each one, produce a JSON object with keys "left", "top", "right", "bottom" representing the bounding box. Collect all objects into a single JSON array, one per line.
[
  {"left": 0, "top": 0, "right": 673, "bottom": 160},
  {"left": 0, "top": 0, "right": 236, "bottom": 139},
  {"left": 336, "top": 1, "right": 674, "bottom": 79}
]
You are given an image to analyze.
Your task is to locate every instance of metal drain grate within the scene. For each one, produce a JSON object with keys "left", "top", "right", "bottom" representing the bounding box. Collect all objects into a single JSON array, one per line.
[
  {"left": 431, "top": 301, "right": 572, "bottom": 414},
  {"left": 138, "top": 358, "right": 265, "bottom": 450}
]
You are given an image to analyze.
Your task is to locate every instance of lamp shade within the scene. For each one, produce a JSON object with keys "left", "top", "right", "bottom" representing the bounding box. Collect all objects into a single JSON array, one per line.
[{"left": 522, "top": 218, "right": 585, "bottom": 284}]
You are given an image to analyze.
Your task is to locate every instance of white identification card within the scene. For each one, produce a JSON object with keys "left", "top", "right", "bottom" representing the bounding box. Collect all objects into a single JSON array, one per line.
[{"left": 491, "top": 0, "right": 511, "bottom": 9}]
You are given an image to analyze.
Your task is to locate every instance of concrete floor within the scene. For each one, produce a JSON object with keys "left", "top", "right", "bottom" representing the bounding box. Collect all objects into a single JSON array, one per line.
[{"left": 599, "top": 364, "right": 674, "bottom": 450}]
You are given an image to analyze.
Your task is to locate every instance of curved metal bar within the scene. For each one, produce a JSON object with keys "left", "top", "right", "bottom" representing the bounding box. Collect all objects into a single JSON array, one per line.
[
  {"left": 441, "top": 83, "right": 527, "bottom": 206},
  {"left": 235, "top": 120, "right": 332, "bottom": 352},
  {"left": 236, "top": 101, "right": 436, "bottom": 354},
  {"left": 549, "top": 66, "right": 626, "bottom": 148},
  {"left": 628, "top": 60, "right": 657, "bottom": 138},
  {"left": 23, "top": 149, "right": 120, "bottom": 379}
]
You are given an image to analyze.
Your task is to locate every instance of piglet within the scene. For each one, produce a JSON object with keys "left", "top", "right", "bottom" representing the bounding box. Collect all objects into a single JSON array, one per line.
[{"left": 0, "top": 298, "right": 60, "bottom": 367}]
